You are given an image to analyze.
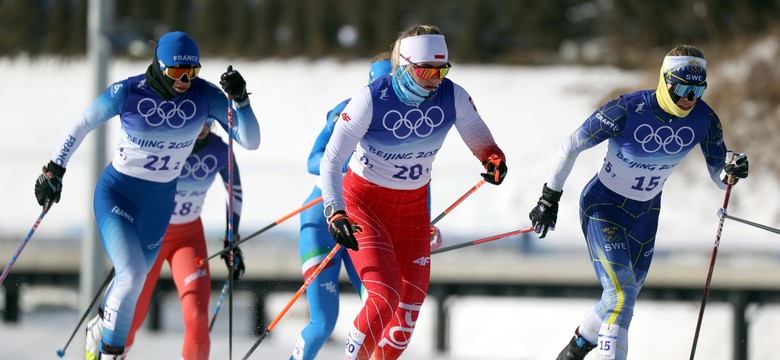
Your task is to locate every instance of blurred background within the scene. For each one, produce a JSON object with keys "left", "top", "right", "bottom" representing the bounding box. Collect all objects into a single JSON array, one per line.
[{"left": 1, "top": 1, "right": 780, "bottom": 359}]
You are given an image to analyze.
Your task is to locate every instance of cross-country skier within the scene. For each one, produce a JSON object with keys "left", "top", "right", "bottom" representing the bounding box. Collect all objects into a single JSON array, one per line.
[
  {"left": 320, "top": 24, "right": 508, "bottom": 360},
  {"left": 527, "top": 45, "right": 749, "bottom": 360},
  {"left": 85, "top": 120, "right": 246, "bottom": 360},
  {"left": 33, "top": 31, "right": 260, "bottom": 359}
]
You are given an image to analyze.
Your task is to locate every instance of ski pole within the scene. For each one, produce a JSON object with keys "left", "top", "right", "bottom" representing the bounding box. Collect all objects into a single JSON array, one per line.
[
  {"left": 720, "top": 211, "right": 780, "bottom": 236},
  {"left": 227, "top": 96, "right": 236, "bottom": 360},
  {"left": 56, "top": 268, "right": 114, "bottom": 357},
  {"left": 0, "top": 206, "right": 50, "bottom": 286},
  {"left": 209, "top": 255, "right": 242, "bottom": 332},
  {"left": 209, "top": 279, "right": 230, "bottom": 332},
  {"left": 431, "top": 179, "right": 486, "bottom": 225},
  {"left": 431, "top": 227, "right": 535, "bottom": 255},
  {"left": 242, "top": 244, "right": 342, "bottom": 359},
  {"left": 689, "top": 176, "right": 735, "bottom": 360},
  {"left": 195, "top": 196, "right": 323, "bottom": 267}
]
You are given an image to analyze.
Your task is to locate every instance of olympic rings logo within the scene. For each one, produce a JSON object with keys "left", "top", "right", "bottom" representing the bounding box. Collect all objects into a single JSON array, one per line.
[
  {"left": 382, "top": 106, "right": 444, "bottom": 139},
  {"left": 137, "top": 98, "right": 197, "bottom": 128},
  {"left": 179, "top": 153, "right": 219, "bottom": 180},
  {"left": 633, "top": 124, "right": 694, "bottom": 154}
]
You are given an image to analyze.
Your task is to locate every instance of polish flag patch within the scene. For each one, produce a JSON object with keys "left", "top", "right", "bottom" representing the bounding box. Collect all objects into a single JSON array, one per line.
[{"left": 435, "top": 54, "right": 445, "bottom": 59}]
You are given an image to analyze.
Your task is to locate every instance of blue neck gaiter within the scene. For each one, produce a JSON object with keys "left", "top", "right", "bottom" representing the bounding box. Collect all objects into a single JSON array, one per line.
[{"left": 391, "top": 67, "right": 437, "bottom": 107}]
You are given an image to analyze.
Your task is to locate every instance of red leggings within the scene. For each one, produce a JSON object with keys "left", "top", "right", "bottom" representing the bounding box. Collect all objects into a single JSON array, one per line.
[
  {"left": 342, "top": 171, "right": 431, "bottom": 360},
  {"left": 126, "top": 218, "right": 212, "bottom": 360}
]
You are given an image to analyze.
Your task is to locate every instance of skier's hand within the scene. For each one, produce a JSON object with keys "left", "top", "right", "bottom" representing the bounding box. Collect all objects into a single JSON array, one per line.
[
  {"left": 221, "top": 235, "right": 245, "bottom": 281},
  {"left": 722, "top": 151, "right": 748, "bottom": 185},
  {"left": 327, "top": 211, "right": 361, "bottom": 251},
  {"left": 34, "top": 161, "right": 66, "bottom": 209},
  {"left": 529, "top": 183, "right": 562, "bottom": 238},
  {"left": 430, "top": 226, "right": 443, "bottom": 250},
  {"left": 481, "top": 155, "right": 507, "bottom": 185},
  {"left": 220, "top": 65, "right": 248, "bottom": 102}
]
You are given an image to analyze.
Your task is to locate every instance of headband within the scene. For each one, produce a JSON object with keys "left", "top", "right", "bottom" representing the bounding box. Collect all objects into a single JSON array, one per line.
[
  {"left": 663, "top": 55, "right": 707, "bottom": 85},
  {"left": 399, "top": 34, "right": 448, "bottom": 65}
]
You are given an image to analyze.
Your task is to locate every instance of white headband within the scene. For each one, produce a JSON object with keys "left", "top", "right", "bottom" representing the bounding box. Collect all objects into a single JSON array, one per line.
[
  {"left": 663, "top": 56, "right": 707, "bottom": 72},
  {"left": 399, "top": 34, "right": 448, "bottom": 65}
]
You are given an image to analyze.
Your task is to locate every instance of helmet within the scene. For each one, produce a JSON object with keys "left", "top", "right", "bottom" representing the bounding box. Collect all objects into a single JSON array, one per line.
[{"left": 156, "top": 31, "right": 200, "bottom": 67}]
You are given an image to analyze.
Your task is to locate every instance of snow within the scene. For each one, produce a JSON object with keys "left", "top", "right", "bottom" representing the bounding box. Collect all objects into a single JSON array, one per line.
[{"left": 1, "top": 56, "right": 779, "bottom": 359}]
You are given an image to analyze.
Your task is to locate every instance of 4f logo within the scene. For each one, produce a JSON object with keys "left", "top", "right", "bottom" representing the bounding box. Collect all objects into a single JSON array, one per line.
[{"left": 412, "top": 256, "right": 430, "bottom": 266}]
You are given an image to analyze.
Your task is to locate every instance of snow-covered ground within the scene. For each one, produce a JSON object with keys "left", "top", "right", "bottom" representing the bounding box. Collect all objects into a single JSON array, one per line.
[{"left": 1, "top": 57, "right": 779, "bottom": 359}]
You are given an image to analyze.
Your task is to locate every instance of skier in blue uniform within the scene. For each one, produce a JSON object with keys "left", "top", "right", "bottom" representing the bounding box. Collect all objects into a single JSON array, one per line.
[
  {"left": 33, "top": 31, "right": 260, "bottom": 359},
  {"left": 528, "top": 45, "right": 749, "bottom": 360}
]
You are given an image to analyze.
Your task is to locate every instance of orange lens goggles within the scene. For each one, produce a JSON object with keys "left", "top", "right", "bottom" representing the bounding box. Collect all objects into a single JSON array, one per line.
[
  {"left": 412, "top": 64, "right": 450, "bottom": 80},
  {"left": 401, "top": 54, "right": 451, "bottom": 80},
  {"left": 161, "top": 64, "right": 200, "bottom": 80}
]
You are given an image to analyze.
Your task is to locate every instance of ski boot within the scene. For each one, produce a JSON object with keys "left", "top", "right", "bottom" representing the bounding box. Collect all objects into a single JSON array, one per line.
[
  {"left": 85, "top": 309, "right": 104, "bottom": 360},
  {"left": 556, "top": 330, "right": 595, "bottom": 360}
]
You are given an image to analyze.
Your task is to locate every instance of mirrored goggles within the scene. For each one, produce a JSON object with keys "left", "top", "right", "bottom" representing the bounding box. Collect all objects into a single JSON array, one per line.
[
  {"left": 401, "top": 54, "right": 451, "bottom": 80},
  {"left": 159, "top": 62, "right": 201, "bottom": 80},
  {"left": 672, "top": 82, "right": 706, "bottom": 99}
]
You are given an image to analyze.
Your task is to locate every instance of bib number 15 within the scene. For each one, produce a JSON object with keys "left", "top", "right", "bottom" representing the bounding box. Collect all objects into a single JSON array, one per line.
[{"left": 631, "top": 175, "right": 661, "bottom": 192}]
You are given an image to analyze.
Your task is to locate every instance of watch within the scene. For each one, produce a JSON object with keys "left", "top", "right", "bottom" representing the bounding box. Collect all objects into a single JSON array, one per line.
[{"left": 324, "top": 204, "right": 340, "bottom": 218}]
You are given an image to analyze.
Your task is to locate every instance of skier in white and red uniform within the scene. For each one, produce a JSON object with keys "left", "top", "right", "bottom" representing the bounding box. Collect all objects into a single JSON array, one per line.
[{"left": 320, "top": 24, "right": 508, "bottom": 360}]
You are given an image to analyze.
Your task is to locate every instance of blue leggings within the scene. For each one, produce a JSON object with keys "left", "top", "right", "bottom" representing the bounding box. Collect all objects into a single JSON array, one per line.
[
  {"left": 578, "top": 176, "right": 660, "bottom": 343},
  {"left": 292, "top": 186, "right": 363, "bottom": 360},
  {"left": 93, "top": 164, "right": 175, "bottom": 350}
]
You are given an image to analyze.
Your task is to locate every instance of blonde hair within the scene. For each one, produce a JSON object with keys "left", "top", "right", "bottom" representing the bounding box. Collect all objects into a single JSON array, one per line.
[
  {"left": 391, "top": 25, "right": 443, "bottom": 72},
  {"left": 666, "top": 45, "right": 705, "bottom": 59}
]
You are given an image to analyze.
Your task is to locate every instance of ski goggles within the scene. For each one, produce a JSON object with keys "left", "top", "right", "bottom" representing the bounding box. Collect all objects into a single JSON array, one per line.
[
  {"left": 671, "top": 82, "right": 706, "bottom": 99},
  {"left": 401, "top": 54, "right": 451, "bottom": 80},
  {"left": 159, "top": 61, "right": 201, "bottom": 80}
]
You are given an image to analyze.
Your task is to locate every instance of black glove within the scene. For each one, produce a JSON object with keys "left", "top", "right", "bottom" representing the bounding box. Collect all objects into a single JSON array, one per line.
[
  {"left": 219, "top": 65, "right": 248, "bottom": 102},
  {"left": 221, "top": 235, "right": 245, "bottom": 281},
  {"left": 722, "top": 151, "right": 748, "bottom": 185},
  {"left": 327, "top": 211, "right": 361, "bottom": 251},
  {"left": 529, "top": 183, "right": 563, "bottom": 238},
  {"left": 481, "top": 155, "right": 507, "bottom": 185},
  {"left": 34, "top": 161, "right": 66, "bottom": 208}
]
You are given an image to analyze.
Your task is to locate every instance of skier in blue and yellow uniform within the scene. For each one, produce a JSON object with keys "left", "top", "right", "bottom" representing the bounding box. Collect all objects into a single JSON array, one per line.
[
  {"left": 33, "top": 31, "right": 260, "bottom": 359},
  {"left": 527, "top": 45, "right": 749, "bottom": 360}
]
